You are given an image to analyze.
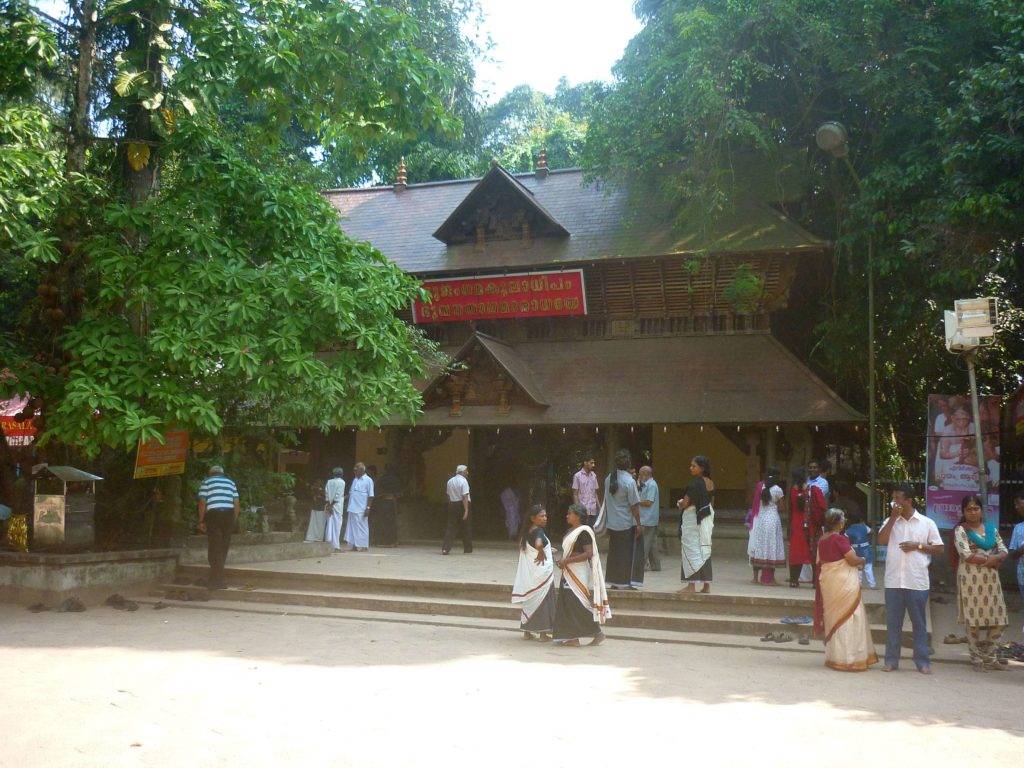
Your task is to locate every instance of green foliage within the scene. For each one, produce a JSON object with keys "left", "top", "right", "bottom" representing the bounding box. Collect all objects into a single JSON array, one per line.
[
  {"left": 0, "top": 0, "right": 458, "bottom": 458},
  {"left": 587, "top": 0, "right": 1024, "bottom": 466},
  {"left": 722, "top": 263, "right": 764, "bottom": 313}
]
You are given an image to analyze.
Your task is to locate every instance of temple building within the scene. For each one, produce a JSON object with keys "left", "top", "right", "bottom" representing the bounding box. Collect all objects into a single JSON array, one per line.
[{"left": 305, "top": 156, "right": 864, "bottom": 538}]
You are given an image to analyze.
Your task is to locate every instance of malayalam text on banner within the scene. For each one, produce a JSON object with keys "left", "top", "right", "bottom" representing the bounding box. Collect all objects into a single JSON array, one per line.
[
  {"left": 412, "top": 269, "right": 587, "bottom": 324},
  {"left": 925, "top": 393, "right": 1000, "bottom": 528},
  {"left": 133, "top": 429, "right": 190, "bottom": 479}
]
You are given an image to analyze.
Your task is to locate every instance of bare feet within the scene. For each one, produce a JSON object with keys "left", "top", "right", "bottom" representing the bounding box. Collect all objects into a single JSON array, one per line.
[
  {"left": 677, "top": 584, "right": 696, "bottom": 595},
  {"left": 590, "top": 633, "right": 606, "bottom": 647},
  {"left": 700, "top": 584, "right": 710, "bottom": 594}
]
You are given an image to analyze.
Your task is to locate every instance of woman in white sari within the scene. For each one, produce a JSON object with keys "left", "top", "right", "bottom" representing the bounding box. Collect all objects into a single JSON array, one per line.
[
  {"left": 511, "top": 504, "right": 556, "bottom": 641},
  {"left": 815, "top": 508, "right": 878, "bottom": 672},
  {"left": 677, "top": 455, "right": 715, "bottom": 594},
  {"left": 553, "top": 503, "right": 612, "bottom": 646}
]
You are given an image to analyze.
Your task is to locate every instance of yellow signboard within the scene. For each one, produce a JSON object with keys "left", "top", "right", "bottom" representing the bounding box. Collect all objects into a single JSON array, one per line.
[{"left": 133, "top": 429, "right": 190, "bottom": 479}]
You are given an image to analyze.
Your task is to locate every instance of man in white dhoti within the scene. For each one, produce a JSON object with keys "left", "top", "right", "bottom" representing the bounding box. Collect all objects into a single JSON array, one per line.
[
  {"left": 323, "top": 468, "right": 346, "bottom": 551},
  {"left": 344, "top": 462, "right": 374, "bottom": 552}
]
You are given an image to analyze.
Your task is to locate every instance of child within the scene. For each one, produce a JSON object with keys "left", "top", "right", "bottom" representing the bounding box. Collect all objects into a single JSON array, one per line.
[{"left": 845, "top": 512, "right": 875, "bottom": 589}]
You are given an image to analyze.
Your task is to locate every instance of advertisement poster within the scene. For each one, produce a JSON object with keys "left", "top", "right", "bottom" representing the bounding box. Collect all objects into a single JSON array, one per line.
[
  {"left": 412, "top": 269, "right": 587, "bottom": 323},
  {"left": 133, "top": 429, "right": 190, "bottom": 479},
  {"left": 925, "top": 394, "right": 1000, "bottom": 528},
  {"left": 0, "top": 395, "right": 36, "bottom": 447}
]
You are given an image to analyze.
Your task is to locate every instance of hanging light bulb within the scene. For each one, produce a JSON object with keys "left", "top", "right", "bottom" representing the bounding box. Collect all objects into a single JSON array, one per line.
[
  {"left": 562, "top": 427, "right": 566, "bottom": 435},
  {"left": 630, "top": 425, "right": 634, "bottom": 433},
  {"left": 662, "top": 425, "right": 667, "bottom": 433},
  {"left": 776, "top": 425, "right": 780, "bottom": 432},
  {"left": 736, "top": 425, "right": 740, "bottom": 433},
  {"left": 595, "top": 426, "right": 599, "bottom": 434},
  {"left": 700, "top": 425, "right": 704, "bottom": 433},
  {"left": 496, "top": 427, "right": 501, "bottom": 435},
  {"left": 529, "top": 427, "right": 533, "bottom": 436},
  {"left": 815, "top": 425, "right": 820, "bottom": 433}
]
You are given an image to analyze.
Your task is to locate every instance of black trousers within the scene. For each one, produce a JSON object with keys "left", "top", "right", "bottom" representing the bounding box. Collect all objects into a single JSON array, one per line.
[
  {"left": 206, "top": 509, "right": 235, "bottom": 587},
  {"left": 371, "top": 497, "right": 399, "bottom": 546},
  {"left": 442, "top": 501, "right": 472, "bottom": 553}
]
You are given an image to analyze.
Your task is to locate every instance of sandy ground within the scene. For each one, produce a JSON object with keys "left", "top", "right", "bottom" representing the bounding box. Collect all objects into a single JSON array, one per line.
[{"left": 1, "top": 603, "right": 1021, "bottom": 768}]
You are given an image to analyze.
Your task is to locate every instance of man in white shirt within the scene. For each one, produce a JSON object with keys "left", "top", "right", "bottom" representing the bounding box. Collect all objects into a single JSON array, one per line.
[
  {"left": 443, "top": 465, "right": 472, "bottom": 555},
  {"left": 343, "top": 462, "right": 374, "bottom": 552},
  {"left": 877, "top": 482, "right": 944, "bottom": 674},
  {"left": 323, "top": 468, "right": 346, "bottom": 551},
  {"left": 808, "top": 460, "right": 830, "bottom": 500}
]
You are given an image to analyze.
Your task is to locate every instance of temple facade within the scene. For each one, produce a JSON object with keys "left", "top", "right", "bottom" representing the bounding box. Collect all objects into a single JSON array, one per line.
[{"left": 303, "top": 158, "right": 864, "bottom": 539}]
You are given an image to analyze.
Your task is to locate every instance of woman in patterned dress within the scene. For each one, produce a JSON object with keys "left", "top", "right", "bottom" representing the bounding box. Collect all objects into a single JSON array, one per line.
[{"left": 952, "top": 494, "right": 1009, "bottom": 671}]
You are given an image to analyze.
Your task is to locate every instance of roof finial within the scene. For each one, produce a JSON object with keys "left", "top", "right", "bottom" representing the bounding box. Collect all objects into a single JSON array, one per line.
[
  {"left": 535, "top": 148, "right": 549, "bottom": 180},
  {"left": 395, "top": 156, "right": 408, "bottom": 192}
]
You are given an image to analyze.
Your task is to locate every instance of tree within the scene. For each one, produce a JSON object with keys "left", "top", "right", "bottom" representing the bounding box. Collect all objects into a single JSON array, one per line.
[
  {"left": 1, "top": 0, "right": 463, "bottom": 469},
  {"left": 479, "top": 80, "right": 605, "bottom": 173},
  {"left": 585, "top": 0, "right": 1024, "bottom": 469}
]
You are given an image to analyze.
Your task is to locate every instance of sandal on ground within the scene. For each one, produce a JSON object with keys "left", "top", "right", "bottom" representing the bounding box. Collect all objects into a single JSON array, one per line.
[
  {"left": 538, "top": 633, "right": 553, "bottom": 643},
  {"left": 522, "top": 631, "right": 536, "bottom": 641},
  {"left": 590, "top": 634, "right": 605, "bottom": 647},
  {"left": 774, "top": 633, "right": 794, "bottom": 643},
  {"left": 798, "top": 636, "right": 810, "bottom": 645},
  {"left": 760, "top": 632, "right": 777, "bottom": 642}
]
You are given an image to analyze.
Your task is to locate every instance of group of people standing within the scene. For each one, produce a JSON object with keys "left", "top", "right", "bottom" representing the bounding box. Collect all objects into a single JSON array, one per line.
[
  {"left": 810, "top": 483, "right": 1018, "bottom": 674},
  {"left": 309, "top": 462, "right": 402, "bottom": 552},
  {"left": 510, "top": 448, "right": 720, "bottom": 646},
  {"left": 745, "top": 460, "right": 834, "bottom": 588}
]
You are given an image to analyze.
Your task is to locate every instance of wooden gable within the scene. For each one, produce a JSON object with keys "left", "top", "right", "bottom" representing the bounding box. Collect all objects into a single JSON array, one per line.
[{"left": 432, "top": 163, "right": 570, "bottom": 247}]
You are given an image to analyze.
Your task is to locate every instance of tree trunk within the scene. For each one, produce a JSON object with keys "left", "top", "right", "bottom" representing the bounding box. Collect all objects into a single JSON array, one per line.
[{"left": 66, "top": 0, "right": 96, "bottom": 177}]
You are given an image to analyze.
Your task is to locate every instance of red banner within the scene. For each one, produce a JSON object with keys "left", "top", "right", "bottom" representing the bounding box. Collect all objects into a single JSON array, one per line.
[
  {"left": 1, "top": 396, "right": 36, "bottom": 447},
  {"left": 412, "top": 269, "right": 587, "bottom": 324}
]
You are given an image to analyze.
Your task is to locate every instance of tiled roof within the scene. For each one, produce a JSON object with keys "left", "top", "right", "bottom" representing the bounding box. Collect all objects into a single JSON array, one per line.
[
  {"left": 395, "top": 332, "right": 863, "bottom": 426},
  {"left": 324, "top": 169, "right": 827, "bottom": 276}
]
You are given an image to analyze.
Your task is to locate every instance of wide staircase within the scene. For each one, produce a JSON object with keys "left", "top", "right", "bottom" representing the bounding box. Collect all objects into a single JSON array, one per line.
[{"left": 155, "top": 560, "right": 892, "bottom": 648}]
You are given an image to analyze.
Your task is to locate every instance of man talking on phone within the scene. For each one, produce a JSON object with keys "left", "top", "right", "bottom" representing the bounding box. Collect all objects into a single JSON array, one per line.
[{"left": 877, "top": 482, "right": 944, "bottom": 674}]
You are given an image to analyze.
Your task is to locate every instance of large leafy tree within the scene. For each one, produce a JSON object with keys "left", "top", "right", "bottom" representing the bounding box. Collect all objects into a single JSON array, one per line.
[
  {"left": 585, "top": 0, "right": 1024, "bottom": 469},
  {"left": 1, "top": 0, "right": 462, "bottom": 470}
]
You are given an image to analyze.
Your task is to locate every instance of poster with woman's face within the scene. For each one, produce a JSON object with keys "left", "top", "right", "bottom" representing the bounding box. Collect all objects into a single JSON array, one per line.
[{"left": 926, "top": 394, "right": 1000, "bottom": 528}]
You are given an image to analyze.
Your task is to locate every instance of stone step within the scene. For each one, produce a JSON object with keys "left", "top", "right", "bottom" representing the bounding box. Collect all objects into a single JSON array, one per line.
[
  {"left": 160, "top": 582, "right": 891, "bottom": 644},
  {"left": 133, "top": 597, "right": 837, "bottom": 657},
  {"left": 176, "top": 564, "right": 884, "bottom": 621},
  {"left": 178, "top": 540, "right": 333, "bottom": 566}
]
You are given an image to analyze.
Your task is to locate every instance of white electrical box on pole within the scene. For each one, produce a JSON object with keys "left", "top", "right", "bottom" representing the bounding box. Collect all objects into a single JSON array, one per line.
[{"left": 943, "top": 298, "right": 999, "bottom": 511}]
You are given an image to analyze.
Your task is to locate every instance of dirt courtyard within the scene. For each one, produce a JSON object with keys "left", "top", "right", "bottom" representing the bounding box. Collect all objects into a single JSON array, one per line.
[{"left": 1, "top": 603, "right": 1021, "bottom": 767}]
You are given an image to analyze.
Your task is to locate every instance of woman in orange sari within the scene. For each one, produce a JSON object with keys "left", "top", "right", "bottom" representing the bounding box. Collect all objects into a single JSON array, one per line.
[{"left": 815, "top": 508, "right": 878, "bottom": 672}]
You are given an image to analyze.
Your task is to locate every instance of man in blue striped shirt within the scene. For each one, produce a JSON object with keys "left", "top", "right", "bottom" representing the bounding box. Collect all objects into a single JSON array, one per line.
[{"left": 197, "top": 465, "right": 240, "bottom": 590}]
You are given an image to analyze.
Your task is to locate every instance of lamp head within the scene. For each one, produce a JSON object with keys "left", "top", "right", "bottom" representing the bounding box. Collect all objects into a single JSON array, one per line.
[{"left": 815, "top": 121, "right": 849, "bottom": 158}]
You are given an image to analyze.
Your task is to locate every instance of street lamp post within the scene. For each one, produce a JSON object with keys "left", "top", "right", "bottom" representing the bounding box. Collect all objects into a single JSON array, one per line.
[{"left": 816, "top": 122, "right": 877, "bottom": 523}]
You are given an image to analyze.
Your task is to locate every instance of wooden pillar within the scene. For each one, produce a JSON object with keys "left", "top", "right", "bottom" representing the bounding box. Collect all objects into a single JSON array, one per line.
[
  {"left": 744, "top": 431, "right": 762, "bottom": 496},
  {"left": 765, "top": 426, "right": 777, "bottom": 469}
]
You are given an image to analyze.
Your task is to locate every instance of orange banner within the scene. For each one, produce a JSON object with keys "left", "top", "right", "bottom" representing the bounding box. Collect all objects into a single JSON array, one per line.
[
  {"left": 412, "top": 269, "right": 587, "bottom": 323},
  {"left": 133, "top": 429, "right": 190, "bottom": 479}
]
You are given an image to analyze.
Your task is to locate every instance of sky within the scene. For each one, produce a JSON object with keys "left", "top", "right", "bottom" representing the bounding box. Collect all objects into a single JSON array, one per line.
[{"left": 473, "top": 0, "right": 643, "bottom": 102}]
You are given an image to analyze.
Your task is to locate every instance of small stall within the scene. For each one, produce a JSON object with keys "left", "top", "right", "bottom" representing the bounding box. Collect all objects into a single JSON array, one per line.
[{"left": 32, "top": 465, "right": 103, "bottom": 549}]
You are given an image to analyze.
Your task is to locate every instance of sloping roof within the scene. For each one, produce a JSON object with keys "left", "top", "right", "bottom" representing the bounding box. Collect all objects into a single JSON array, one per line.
[
  {"left": 400, "top": 333, "right": 862, "bottom": 426},
  {"left": 39, "top": 466, "right": 103, "bottom": 482},
  {"left": 325, "top": 169, "right": 827, "bottom": 276},
  {"left": 422, "top": 332, "right": 549, "bottom": 407},
  {"left": 432, "top": 163, "right": 570, "bottom": 244}
]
